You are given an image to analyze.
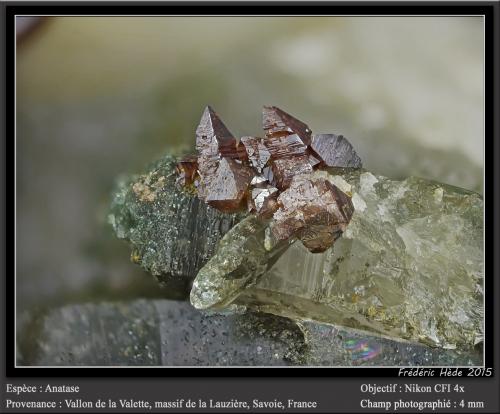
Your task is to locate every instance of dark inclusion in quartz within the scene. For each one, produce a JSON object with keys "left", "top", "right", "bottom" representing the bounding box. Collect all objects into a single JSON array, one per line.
[{"left": 177, "top": 105, "right": 362, "bottom": 252}]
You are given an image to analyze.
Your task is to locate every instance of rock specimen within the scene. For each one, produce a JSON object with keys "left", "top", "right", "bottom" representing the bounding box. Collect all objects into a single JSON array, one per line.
[
  {"left": 192, "top": 169, "right": 484, "bottom": 351},
  {"left": 26, "top": 300, "right": 305, "bottom": 366},
  {"left": 22, "top": 299, "right": 481, "bottom": 366},
  {"left": 109, "top": 106, "right": 483, "bottom": 357},
  {"left": 176, "top": 105, "right": 362, "bottom": 253}
]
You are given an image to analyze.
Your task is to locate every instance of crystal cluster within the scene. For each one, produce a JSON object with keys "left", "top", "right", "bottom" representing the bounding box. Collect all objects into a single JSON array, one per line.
[
  {"left": 177, "top": 106, "right": 362, "bottom": 252},
  {"left": 191, "top": 169, "right": 484, "bottom": 350}
]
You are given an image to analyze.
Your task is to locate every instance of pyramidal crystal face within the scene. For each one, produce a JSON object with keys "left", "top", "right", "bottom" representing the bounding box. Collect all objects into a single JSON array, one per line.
[
  {"left": 195, "top": 106, "right": 246, "bottom": 200},
  {"left": 310, "top": 134, "right": 362, "bottom": 168},
  {"left": 262, "top": 105, "right": 312, "bottom": 146},
  {"left": 205, "top": 158, "right": 254, "bottom": 212},
  {"left": 177, "top": 105, "right": 362, "bottom": 253},
  {"left": 195, "top": 105, "right": 240, "bottom": 160}
]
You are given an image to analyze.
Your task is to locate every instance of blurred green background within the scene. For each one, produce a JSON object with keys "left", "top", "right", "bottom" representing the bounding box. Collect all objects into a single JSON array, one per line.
[{"left": 16, "top": 17, "right": 484, "bottom": 361}]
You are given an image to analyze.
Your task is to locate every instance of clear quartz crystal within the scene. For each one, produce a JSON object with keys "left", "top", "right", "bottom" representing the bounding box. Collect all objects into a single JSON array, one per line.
[
  {"left": 193, "top": 169, "right": 483, "bottom": 350},
  {"left": 190, "top": 215, "right": 290, "bottom": 310}
]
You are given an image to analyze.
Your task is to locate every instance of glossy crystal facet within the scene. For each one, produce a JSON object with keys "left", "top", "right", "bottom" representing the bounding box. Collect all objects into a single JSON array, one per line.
[
  {"left": 310, "top": 134, "right": 362, "bottom": 168},
  {"left": 205, "top": 157, "right": 254, "bottom": 212}
]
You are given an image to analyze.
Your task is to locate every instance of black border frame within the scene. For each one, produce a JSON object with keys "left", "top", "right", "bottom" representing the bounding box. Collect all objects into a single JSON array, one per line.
[{"left": 4, "top": 1, "right": 498, "bottom": 379}]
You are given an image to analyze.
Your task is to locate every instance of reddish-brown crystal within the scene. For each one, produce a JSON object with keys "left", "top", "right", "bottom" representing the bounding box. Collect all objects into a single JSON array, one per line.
[
  {"left": 262, "top": 106, "right": 312, "bottom": 146},
  {"left": 310, "top": 134, "right": 362, "bottom": 168},
  {"left": 263, "top": 133, "right": 308, "bottom": 159},
  {"left": 259, "top": 197, "right": 279, "bottom": 219},
  {"left": 196, "top": 158, "right": 219, "bottom": 200},
  {"left": 270, "top": 155, "right": 313, "bottom": 191},
  {"left": 205, "top": 157, "right": 254, "bottom": 212},
  {"left": 196, "top": 106, "right": 239, "bottom": 160},
  {"left": 247, "top": 186, "right": 279, "bottom": 218},
  {"left": 271, "top": 176, "right": 354, "bottom": 252},
  {"left": 240, "top": 136, "right": 271, "bottom": 172},
  {"left": 307, "top": 151, "right": 322, "bottom": 169},
  {"left": 298, "top": 224, "right": 343, "bottom": 253},
  {"left": 195, "top": 106, "right": 241, "bottom": 199},
  {"left": 175, "top": 154, "right": 199, "bottom": 187},
  {"left": 236, "top": 141, "right": 249, "bottom": 162}
]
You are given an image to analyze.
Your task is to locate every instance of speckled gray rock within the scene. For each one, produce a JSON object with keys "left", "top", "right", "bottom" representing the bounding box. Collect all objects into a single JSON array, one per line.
[
  {"left": 300, "top": 322, "right": 482, "bottom": 366},
  {"left": 108, "top": 154, "right": 246, "bottom": 291},
  {"left": 22, "top": 300, "right": 481, "bottom": 366},
  {"left": 27, "top": 300, "right": 305, "bottom": 366}
]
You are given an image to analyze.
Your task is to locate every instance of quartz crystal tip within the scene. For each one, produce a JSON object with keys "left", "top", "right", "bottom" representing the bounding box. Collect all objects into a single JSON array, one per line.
[
  {"left": 190, "top": 277, "right": 225, "bottom": 310},
  {"left": 190, "top": 215, "right": 291, "bottom": 310},
  {"left": 190, "top": 216, "right": 271, "bottom": 309}
]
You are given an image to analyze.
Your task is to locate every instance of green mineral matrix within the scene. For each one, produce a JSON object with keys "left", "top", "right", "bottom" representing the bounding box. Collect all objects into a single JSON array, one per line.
[{"left": 109, "top": 106, "right": 483, "bottom": 356}]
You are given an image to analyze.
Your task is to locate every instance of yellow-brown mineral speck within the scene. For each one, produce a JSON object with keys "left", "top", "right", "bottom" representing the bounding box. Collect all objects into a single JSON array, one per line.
[
  {"left": 132, "top": 182, "right": 156, "bottom": 202},
  {"left": 132, "top": 174, "right": 166, "bottom": 203},
  {"left": 130, "top": 250, "right": 141, "bottom": 263}
]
